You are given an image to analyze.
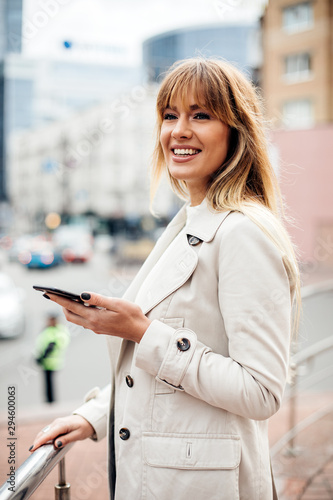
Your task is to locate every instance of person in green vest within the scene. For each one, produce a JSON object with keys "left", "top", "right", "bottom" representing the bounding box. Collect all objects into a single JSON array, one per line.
[{"left": 35, "top": 313, "right": 70, "bottom": 403}]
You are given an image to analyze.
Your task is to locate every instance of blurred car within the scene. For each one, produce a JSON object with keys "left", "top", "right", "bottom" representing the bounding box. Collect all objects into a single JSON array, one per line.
[
  {"left": 20, "top": 240, "right": 62, "bottom": 269},
  {"left": 8, "top": 235, "right": 34, "bottom": 262},
  {"left": 53, "top": 226, "right": 93, "bottom": 263},
  {"left": 0, "top": 273, "right": 25, "bottom": 338}
]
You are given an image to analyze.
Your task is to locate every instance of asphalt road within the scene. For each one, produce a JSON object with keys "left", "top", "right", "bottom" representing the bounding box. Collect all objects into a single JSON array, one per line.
[{"left": 0, "top": 250, "right": 139, "bottom": 413}]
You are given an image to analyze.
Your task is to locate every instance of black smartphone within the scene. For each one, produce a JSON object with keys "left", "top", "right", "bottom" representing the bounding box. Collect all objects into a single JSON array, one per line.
[{"left": 33, "top": 285, "right": 84, "bottom": 303}]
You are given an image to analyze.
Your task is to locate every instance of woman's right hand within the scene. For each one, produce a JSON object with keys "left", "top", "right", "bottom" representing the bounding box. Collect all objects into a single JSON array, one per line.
[{"left": 29, "top": 414, "right": 95, "bottom": 452}]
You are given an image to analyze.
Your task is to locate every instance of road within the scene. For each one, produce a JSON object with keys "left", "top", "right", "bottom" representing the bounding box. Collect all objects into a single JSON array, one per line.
[{"left": 0, "top": 250, "right": 140, "bottom": 413}]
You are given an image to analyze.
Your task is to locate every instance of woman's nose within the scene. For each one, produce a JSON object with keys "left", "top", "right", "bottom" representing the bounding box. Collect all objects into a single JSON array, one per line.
[{"left": 171, "top": 116, "right": 193, "bottom": 139}]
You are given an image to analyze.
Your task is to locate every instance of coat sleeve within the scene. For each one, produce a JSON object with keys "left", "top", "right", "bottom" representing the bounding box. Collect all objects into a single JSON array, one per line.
[
  {"left": 135, "top": 214, "right": 293, "bottom": 420},
  {"left": 73, "top": 384, "right": 111, "bottom": 441}
]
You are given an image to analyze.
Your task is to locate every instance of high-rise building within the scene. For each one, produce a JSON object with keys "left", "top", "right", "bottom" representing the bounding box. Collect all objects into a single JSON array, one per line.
[{"left": 0, "top": 0, "right": 23, "bottom": 201}]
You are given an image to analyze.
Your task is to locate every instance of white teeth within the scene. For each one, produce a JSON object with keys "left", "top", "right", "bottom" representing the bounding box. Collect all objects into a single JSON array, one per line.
[{"left": 173, "top": 148, "right": 200, "bottom": 156}]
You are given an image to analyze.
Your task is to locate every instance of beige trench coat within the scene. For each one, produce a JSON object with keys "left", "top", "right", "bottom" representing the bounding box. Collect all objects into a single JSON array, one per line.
[{"left": 76, "top": 202, "right": 293, "bottom": 500}]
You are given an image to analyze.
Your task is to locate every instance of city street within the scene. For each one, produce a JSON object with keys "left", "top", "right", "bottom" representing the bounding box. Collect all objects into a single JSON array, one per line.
[{"left": 0, "top": 249, "right": 139, "bottom": 413}]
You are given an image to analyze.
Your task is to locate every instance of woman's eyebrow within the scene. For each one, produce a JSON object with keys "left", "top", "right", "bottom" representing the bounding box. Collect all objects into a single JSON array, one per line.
[{"left": 165, "top": 104, "right": 201, "bottom": 111}]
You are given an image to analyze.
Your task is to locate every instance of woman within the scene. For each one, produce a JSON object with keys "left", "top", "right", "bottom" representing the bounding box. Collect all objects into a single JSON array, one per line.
[{"left": 30, "top": 58, "right": 300, "bottom": 499}]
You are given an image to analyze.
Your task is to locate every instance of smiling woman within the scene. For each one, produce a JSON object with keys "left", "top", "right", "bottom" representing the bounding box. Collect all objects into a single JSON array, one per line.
[{"left": 29, "top": 58, "right": 300, "bottom": 500}]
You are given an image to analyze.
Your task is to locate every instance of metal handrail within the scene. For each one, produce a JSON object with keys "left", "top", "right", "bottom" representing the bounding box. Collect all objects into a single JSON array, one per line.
[
  {"left": 300, "top": 279, "right": 333, "bottom": 299},
  {"left": 0, "top": 442, "right": 74, "bottom": 500},
  {"left": 291, "top": 335, "right": 333, "bottom": 366}
]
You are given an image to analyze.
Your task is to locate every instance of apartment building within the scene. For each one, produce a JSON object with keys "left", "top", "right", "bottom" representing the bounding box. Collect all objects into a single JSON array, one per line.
[{"left": 262, "top": 0, "right": 333, "bottom": 129}]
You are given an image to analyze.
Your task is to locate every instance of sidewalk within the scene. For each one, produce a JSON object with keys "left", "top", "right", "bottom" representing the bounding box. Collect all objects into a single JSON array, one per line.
[{"left": 0, "top": 393, "right": 332, "bottom": 499}]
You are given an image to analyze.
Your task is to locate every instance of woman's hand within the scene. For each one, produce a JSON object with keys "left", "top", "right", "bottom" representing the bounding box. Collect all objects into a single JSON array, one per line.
[
  {"left": 44, "top": 292, "right": 151, "bottom": 343},
  {"left": 29, "top": 415, "right": 95, "bottom": 452}
]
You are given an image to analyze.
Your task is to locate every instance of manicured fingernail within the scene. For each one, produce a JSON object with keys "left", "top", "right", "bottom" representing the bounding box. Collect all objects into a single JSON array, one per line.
[
  {"left": 56, "top": 441, "right": 63, "bottom": 448},
  {"left": 81, "top": 293, "right": 91, "bottom": 300},
  {"left": 43, "top": 293, "right": 50, "bottom": 300},
  {"left": 29, "top": 445, "right": 33, "bottom": 451}
]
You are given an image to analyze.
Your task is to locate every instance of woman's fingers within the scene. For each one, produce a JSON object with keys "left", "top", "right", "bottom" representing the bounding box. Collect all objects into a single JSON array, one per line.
[
  {"left": 80, "top": 292, "right": 118, "bottom": 310},
  {"left": 29, "top": 415, "right": 95, "bottom": 452}
]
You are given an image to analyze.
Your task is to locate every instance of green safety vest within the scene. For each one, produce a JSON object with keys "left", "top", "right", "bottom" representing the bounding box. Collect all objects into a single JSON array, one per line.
[{"left": 35, "top": 325, "right": 70, "bottom": 371}]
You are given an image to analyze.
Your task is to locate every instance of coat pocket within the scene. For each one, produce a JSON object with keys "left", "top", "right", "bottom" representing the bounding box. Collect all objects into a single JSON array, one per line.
[{"left": 142, "top": 432, "right": 241, "bottom": 500}]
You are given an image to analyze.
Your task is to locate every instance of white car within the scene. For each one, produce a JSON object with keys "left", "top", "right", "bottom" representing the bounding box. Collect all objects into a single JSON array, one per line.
[{"left": 0, "top": 273, "right": 25, "bottom": 338}]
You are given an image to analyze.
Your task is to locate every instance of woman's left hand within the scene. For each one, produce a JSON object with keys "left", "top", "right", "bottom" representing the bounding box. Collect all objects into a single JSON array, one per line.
[{"left": 44, "top": 292, "right": 151, "bottom": 343}]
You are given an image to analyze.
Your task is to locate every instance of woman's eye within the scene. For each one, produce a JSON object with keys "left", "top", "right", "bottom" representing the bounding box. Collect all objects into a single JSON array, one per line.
[
  {"left": 163, "top": 113, "right": 177, "bottom": 120},
  {"left": 194, "top": 112, "right": 210, "bottom": 120}
]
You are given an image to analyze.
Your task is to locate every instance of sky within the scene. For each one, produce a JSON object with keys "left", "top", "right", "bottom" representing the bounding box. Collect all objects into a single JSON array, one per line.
[{"left": 22, "top": 0, "right": 268, "bottom": 66}]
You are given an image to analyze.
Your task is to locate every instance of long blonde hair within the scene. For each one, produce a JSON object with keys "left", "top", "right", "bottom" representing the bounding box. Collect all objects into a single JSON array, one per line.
[{"left": 151, "top": 57, "right": 301, "bottom": 333}]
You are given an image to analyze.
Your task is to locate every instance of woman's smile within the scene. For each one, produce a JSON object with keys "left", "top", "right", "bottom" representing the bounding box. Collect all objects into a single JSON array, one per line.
[{"left": 170, "top": 144, "right": 202, "bottom": 162}]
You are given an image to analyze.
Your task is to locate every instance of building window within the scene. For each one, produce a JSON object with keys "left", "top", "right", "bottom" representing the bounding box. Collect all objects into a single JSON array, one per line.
[
  {"left": 284, "top": 52, "right": 312, "bottom": 82},
  {"left": 282, "top": 2, "right": 313, "bottom": 33},
  {"left": 282, "top": 99, "right": 314, "bottom": 129}
]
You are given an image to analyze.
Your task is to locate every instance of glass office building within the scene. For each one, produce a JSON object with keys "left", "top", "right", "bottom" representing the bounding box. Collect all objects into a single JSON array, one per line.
[{"left": 143, "top": 24, "right": 259, "bottom": 83}]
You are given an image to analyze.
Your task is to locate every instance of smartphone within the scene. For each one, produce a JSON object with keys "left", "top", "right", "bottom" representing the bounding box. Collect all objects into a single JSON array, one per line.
[{"left": 33, "top": 285, "right": 84, "bottom": 303}]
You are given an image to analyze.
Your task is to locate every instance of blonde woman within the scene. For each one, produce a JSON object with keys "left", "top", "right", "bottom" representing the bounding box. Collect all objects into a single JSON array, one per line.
[{"left": 30, "top": 58, "right": 300, "bottom": 500}]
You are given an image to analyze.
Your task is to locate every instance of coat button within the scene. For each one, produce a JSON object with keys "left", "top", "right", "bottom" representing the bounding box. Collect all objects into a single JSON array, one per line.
[
  {"left": 119, "top": 428, "right": 130, "bottom": 440},
  {"left": 188, "top": 235, "right": 201, "bottom": 246},
  {"left": 177, "top": 338, "right": 191, "bottom": 351},
  {"left": 125, "top": 375, "right": 134, "bottom": 388}
]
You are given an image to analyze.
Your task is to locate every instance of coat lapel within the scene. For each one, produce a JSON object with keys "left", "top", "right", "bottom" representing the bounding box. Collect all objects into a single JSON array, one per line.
[
  {"left": 134, "top": 231, "right": 198, "bottom": 315},
  {"left": 122, "top": 204, "right": 188, "bottom": 304}
]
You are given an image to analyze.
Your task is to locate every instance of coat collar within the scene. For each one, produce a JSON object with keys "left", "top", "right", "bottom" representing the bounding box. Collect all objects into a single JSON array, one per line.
[{"left": 185, "top": 200, "right": 231, "bottom": 242}]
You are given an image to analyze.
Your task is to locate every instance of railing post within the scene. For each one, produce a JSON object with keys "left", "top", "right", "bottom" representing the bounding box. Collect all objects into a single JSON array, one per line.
[
  {"left": 285, "top": 361, "right": 301, "bottom": 456},
  {"left": 55, "top": 458, "right": 71, "bottom": 500}
]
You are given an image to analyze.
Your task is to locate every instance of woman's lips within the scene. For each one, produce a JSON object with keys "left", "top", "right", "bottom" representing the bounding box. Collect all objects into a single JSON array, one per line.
[{"left": 171, "top": 150, "right": 201, "bottom": 162}]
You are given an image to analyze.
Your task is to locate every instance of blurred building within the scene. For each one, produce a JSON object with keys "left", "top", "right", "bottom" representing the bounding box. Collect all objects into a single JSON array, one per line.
[
  {"left": 8, "top": 84, "right": 176, "bottom": 233},
  {"left": 143, "top": 23, "right": 261, "bottom": 83},
  {"left": 5, "top": 55, "right": 142, "bottom": 134},
  {"left": 261, "top": 0, "right": 333, "bottom": 271},
  {"left": 0, "top": 0, "right": 23, "bottom": 201},
  {"left": 262, "top": 0, "right": 333, "bottom": 128}
]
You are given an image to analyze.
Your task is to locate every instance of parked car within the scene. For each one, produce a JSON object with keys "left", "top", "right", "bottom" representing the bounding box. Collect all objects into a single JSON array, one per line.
[
  {"left": 0, "top": 273, "right": 25, "bottom": 338},
  {"left": 21, "top": 240, "right": 62, "bottom": 269}
]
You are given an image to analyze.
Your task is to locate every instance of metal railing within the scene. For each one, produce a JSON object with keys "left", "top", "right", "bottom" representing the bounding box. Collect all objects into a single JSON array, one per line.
[
  {"left": 271, "top": 335, "right": 333, "bottom": 457},
  {"left": 0, "top": 442, "right": 74, "bottom": 500}
]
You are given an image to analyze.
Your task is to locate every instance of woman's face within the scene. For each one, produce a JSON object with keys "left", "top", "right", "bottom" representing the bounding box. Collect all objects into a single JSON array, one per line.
[{"left": 160, "top": 91, "right": 230, "bottom": 205}]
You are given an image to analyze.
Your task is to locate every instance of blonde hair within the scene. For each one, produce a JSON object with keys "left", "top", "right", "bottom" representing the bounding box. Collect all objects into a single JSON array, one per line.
[{"left": 151, "top": 57, "right": 301, "bottom": 334}]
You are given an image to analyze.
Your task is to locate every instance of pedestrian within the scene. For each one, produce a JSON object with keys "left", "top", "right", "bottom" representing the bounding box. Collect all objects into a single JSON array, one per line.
[
  {"left": 35, "top": 313, "right": 70, "bottom": 403},
  {"left": 30, "top": 58, "right": 300, "bottom": 499}
]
